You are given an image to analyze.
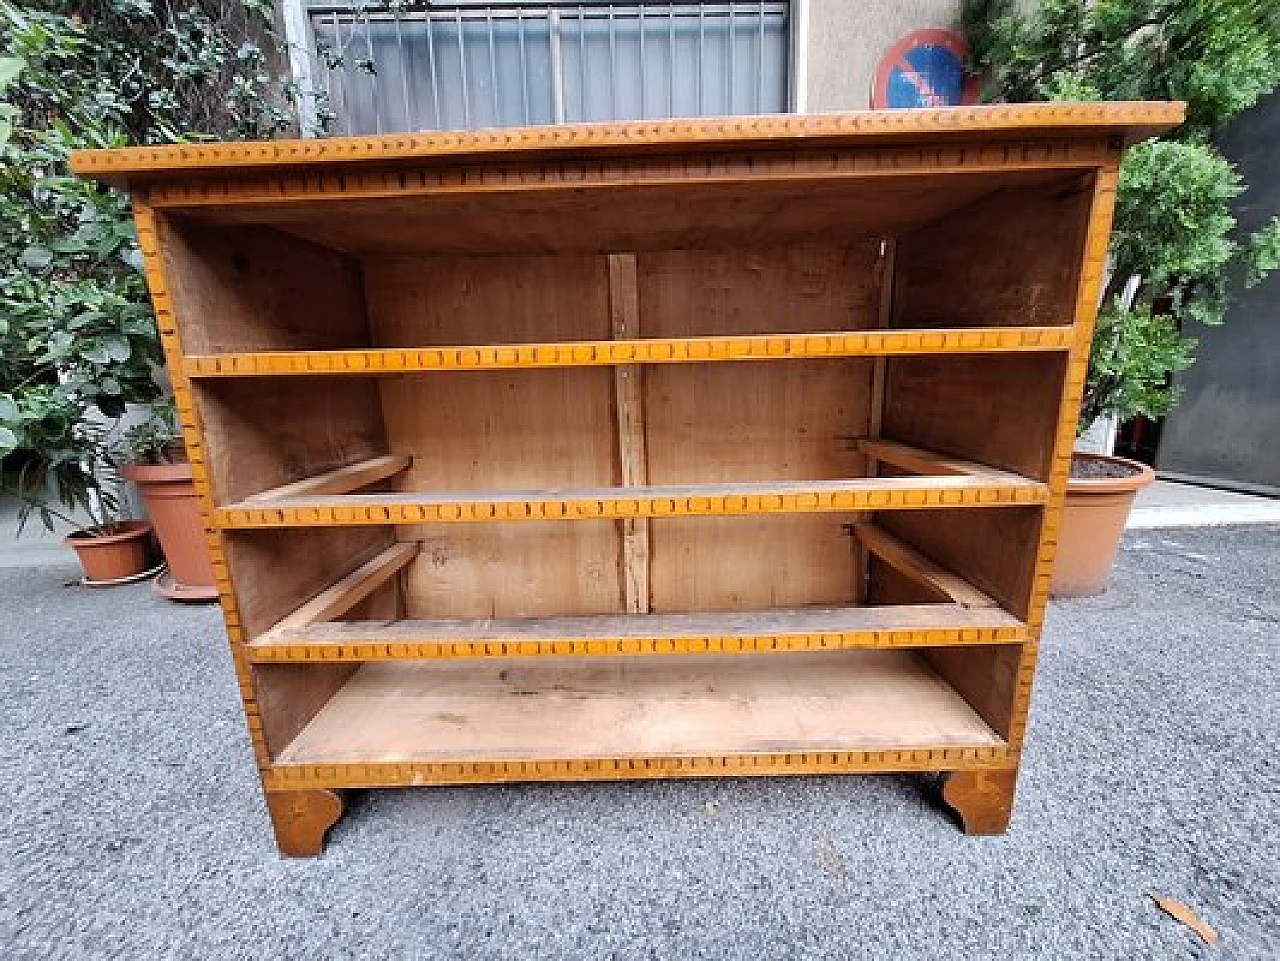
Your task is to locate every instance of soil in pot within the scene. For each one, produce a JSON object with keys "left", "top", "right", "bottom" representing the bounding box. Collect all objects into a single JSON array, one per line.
[
  {"left": 65, "top": 520, "right": 159, "bottom": 584},
  {"left": 1070, "top": 457, "right": 1146, "bottom": 480}
]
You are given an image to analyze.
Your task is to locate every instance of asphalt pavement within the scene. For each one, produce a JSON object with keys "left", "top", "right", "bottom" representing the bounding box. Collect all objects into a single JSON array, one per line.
[{"left": 1, "top": 526, "right": 1276, "bottom": 960}]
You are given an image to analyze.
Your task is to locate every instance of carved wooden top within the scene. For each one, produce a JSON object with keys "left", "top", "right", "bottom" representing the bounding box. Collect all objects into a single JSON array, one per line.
[{"left": 73, "top": 102, "right": 1184, "bottom": 188}]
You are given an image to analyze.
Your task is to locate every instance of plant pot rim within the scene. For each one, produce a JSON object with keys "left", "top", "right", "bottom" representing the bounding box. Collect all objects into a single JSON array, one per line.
[
  {"left": 64, "top": 519, "right": 154, "bottom": 546},
  {"left": 1067, "top": 453, "right": 1157, "bottom": 495},
  {"left": 121, "top": 462, "right": 193, "bottom": 483}
]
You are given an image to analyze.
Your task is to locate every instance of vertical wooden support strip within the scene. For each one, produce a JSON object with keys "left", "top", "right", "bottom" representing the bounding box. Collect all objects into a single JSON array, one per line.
[
  {"left": 608, "top": 253, "right": 650, "bottom": 613},
  {"left": 854, "top": 238, "right": 897, "bottom": 604},
  {"left": 869, "top": 237, "right": 897, "bottom": 443}
]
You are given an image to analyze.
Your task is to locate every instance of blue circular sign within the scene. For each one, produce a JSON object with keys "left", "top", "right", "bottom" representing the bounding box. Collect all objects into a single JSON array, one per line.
[{"left": 873, "top": 30, "right": 977, "bottom": 110}]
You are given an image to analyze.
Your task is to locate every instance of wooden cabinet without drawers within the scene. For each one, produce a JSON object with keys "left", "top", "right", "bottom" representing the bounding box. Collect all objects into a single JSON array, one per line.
[{"left": 74, "top": 102, "right": 1182, "bottom": 855}]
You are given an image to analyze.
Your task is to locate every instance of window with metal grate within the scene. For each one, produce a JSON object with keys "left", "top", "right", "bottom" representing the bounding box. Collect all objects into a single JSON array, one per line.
[{"left": 287, "top": 1, "right": 790, "bottom": 135}]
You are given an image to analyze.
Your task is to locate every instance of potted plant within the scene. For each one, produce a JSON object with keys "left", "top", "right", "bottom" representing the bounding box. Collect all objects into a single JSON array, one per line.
[
  {"left": 2, "top": 387, "right": 158, "bottom": 584},
  {"left": 120, "top": 402, "right": 218, "bottom": 601},
  {"left": 1052, "top": 302, "right": 1175, "bottom": 595},
  {"left": 964, "top": 0, "right": 1280, "bottom": 595}
]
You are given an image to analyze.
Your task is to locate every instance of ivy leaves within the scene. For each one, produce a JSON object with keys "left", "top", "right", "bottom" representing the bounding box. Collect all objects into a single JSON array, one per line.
[{"left": 0, "top": 0, "right": 300, "bottom": 530}]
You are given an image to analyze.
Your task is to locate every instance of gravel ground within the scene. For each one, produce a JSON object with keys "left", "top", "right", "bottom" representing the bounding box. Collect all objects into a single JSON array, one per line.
[{"left": 1, "top": 526, "right": 1277, "bottom": 960}]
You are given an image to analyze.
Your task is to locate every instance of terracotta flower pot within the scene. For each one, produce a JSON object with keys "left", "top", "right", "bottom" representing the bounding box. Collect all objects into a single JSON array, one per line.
[
  {"left": 65, "top": 520, "right": 158, "bottom": 584},
  {"left": 122, "top": 462, "right": 218, "bottom": 601},
  {"left": 1050, "top": 453, "right": 1156, "bottom": 598}
]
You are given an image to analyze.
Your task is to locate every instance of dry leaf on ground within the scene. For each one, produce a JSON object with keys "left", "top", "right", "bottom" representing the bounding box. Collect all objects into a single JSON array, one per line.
[
  {"left": 1151, "top": 894, "right": 1219, "bottom": 945},
  {"left": 813, "top": 839, "right": 847, "bottom": 877}
]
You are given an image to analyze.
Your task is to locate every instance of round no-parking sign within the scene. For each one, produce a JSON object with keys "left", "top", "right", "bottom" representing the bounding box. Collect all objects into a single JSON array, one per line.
[{"left": 872, "top": 29, "right": 978, "bottom": 109}]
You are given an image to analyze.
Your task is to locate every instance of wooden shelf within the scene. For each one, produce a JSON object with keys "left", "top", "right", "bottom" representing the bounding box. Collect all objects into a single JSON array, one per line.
[
  {"left": 249, "top": 604, "right": 1028, "bottom": 662},
  {"left": 249, "top": 538, "right": 1025, "bottom": 661},
  {"left": 182, "top": 326, "right": 1075, "bottom": 377},
  {"left": 274, "top": 651, "right": 1007, "bottom": 769},
  {"left": 216, "top": 475, "right": 1047, "bottom": 529}
]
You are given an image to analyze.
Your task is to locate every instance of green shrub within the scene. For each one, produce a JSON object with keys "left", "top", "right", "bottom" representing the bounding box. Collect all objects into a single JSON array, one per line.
[{"left": 964, "top": 0, "right": 1280, "bottom": 430}]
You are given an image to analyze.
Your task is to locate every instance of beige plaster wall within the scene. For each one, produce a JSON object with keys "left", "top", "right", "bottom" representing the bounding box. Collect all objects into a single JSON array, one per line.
[{"left": 802, "top": 0, "right": 967, "bottom": 111}]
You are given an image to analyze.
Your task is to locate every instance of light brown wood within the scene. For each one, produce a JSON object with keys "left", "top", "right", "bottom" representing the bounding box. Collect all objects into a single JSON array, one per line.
[
  {"left": 264, "top": 789, "right": 344, "bottom": 857},
  {"left": 249, "top": 603, "right": 1029, "bottom": 661},
  {"left": 243, "top": 454, "right": 411, "bottom": 503},
  {"left": 277, "top": 651, "right": 1004, "bottom": 766},
  {"left": 89, "top": 106, "right": 1177, "bottom": 851},
  {"left": 182, "top": 326, "right": 1076, "bottom": 376},
  {"left": 160, "top": 224, "right": 371, "bottom": 354},
  {"left": 893, "top": 179, "right": 1095, "bottom": 329},
  {"left": 875, "top": 508, "right": 1044, "bottom": 620},
  {"left": 608, "top": 253, "right": 650, "bottom": 614},
  {"left": 856, "top": 238, "right": 897, "bottom": 604},
  {"left": 192, "top": 378, "right": 390, "bottom": 507},
  {"left": 855, "top": 438, "right": 1034, "bottom": 485},
  {"left": 638, "top": 244, "right": 876, "bottom": 612},
  {"left": 879, "top": 354, "right": 1069, "bottom": 483},
  {"left": 869, "top": 238, "right": 896, "bottom": 443},
  {"left": 160, "top": 172, "right": 1087, "bottom": 257},
  {"left": 940, "top": 767, "right": 1018, "bottom": 835},
  {"left": 215, "top": 475, "right": 1050, "bottom": 530},
  {"left": 71, "top": 102, "right": 1185, "bottom": 187},
  {"left": 264, "top": 542, "right": 419, "bottom": 637},
  {"left": 923, "top": 645, "right": 1023, "bottom": 739},
  {"left": 364, "top": 252, "right": 622, "bottom": 618},
  {"left": 851, "top": 523, "right": 997, "bottom": 609},
  {"left": 398, "top": 523, "right": 624, "bottom": 619}
]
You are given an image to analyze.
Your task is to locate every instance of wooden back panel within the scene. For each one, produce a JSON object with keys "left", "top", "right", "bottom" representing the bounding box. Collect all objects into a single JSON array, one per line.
[
  {"left": 640, "top": 243, "right": 879, "bottom": 612},
  {"left": 367, "top": 253, "right": 621, "bottom": 616}
]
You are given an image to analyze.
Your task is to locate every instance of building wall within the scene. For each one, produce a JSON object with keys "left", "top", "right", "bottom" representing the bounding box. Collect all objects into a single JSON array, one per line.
[
  {"left": 1156, "top": 91, "right": 1280, "bottom": 491},
  {"left": 803, "top": 0, "right": 966, "bottom": 111}
]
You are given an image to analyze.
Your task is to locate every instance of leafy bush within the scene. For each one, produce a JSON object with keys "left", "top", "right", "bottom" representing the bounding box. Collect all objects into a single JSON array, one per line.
[
  {"left": 0, "top": 0, "right": 304, "bottom": 531},
  {"left": 964, "top": 0, "right": 1280, "bottom": 431}
]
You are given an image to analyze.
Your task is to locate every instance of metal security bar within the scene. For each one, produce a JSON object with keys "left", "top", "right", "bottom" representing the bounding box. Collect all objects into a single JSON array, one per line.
[{"left": 297, "top": 2, "right": 790, "bottom": 135}]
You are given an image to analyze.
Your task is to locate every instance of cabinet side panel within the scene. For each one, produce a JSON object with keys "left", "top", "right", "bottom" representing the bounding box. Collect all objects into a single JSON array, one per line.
[
  {"left": 223, "top": 529, "right": 393, "bottom": 637},
  {"left": 193, "top": 378, "right": 389, "bottom": 504},
  {"left": 876, "top": 175, "right": 1094, "bottom": 617},
  {"left": 137, "top": 207, "right": 392, "bottom": 774},
  {"left": 254, "top": 663, "right": 360, "bottom": 758},
  {"left": 922, "top": 646, "right": 1022, "bottom": 739},
  {"left": 161, "top": 223, "right": 371, "bottom": 353},
  {"left": 880, "top": 353, "right": 1069, "bottom": 481},
  {"left": 874, "top": 505, "right": 1044, "bottom": 621},
  {"left": 893, "top": 176, "right": 1094, "bottom": 328},
  {"left": 225, "top": 527, "right": 393, "bottom": 760}
]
